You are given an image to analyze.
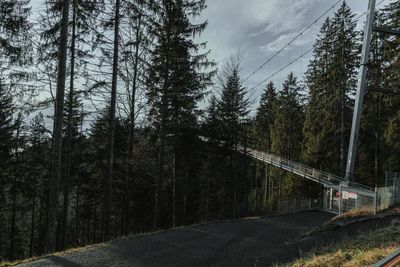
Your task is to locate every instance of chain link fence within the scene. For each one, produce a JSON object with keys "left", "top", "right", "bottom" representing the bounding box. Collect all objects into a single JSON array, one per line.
[
  {"left": 323, "top": 173, "right": 400, "bottom": 215},
  {"left": 262, "top": 198, "right": 323, "bottom": 216}
]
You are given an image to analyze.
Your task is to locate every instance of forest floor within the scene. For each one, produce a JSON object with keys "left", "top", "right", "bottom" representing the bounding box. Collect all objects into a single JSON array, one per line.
[{"left": 14, "top": 211, "right": 333, "bottom": 267}]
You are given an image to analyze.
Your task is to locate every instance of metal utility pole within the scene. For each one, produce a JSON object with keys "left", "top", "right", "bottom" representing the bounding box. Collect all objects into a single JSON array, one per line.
[{"left": 345, "top": 0, "right": 376, "bottom": 181}]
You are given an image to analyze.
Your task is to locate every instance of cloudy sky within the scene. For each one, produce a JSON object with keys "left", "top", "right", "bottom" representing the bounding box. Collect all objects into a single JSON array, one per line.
[
  {"left": 30, "top": 0, "right": 392, "bottom": 111},
  {"left": 194, "top": 0, "right": 391, "bottom": 106}
]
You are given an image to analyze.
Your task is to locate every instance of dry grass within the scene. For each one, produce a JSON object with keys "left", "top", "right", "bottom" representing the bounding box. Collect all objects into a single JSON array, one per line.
[
  {"left": 287, "top": 221, "right": 400, "bottom": 267},
  {"left": 0, "top": 242, "right": 107, "bottom": 267}
]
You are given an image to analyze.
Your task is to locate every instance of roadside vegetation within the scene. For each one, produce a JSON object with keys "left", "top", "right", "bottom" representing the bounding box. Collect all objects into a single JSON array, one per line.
[{"left": 286, "top": 207, "right": 400, "bottom": 267}]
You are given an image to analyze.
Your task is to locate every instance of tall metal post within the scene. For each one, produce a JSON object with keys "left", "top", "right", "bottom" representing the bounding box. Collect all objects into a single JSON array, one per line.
[{"left": 345, "top": 0, "right": 376, "bottom": 181}]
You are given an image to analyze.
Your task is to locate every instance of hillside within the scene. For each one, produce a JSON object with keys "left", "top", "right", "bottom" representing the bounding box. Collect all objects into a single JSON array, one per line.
[{"left": 285, "top": 207, "right": 400, "bottom": 266}]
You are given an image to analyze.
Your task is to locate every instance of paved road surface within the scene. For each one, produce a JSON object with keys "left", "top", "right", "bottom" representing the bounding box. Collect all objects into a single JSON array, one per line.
[{"left": 19, "top": 211, "right": 333, "bottom": 267}]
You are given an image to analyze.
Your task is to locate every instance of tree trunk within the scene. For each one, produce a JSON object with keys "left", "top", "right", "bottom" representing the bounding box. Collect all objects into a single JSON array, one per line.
[
  {"left": 46, "top": 0, "right": 70, "bottom": 253},
  {"left": 74, "top": 185, "right": 79, "bottom": 245},
  {"left": 154, "top": 6, "right": 171, "bottom": 230},
  {"left": 124, "top": 15, "right": 142, "bottom": 235},
  {"left": 9, "top": 118, "right": 22, "bottom": 260},
  {"left": 103, "top": 0, "right": 120, "bottom": 241},
  {"left": 205, "top": 165, "right": 210, "bottom": 222},
  {"left": 38, "top": 192, "right": 45, "bottom": 255},
  {"left": 29, "top": 190, "right": 36, "bottom": 257},
  {"left": 172, "top": 154, "right": 176, "bottom": 228},
  {"left": 9, "top": 167, "right": 17, "bottom": 261},
  {"left": 263, "top": 164, "right": 268, "bottom": 213},
  {"left": 61, "top": 0, "right": 77, "bottom": 250}
]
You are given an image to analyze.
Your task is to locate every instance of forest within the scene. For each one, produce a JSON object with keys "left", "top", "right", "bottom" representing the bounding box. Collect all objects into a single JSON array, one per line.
[{"left": 0, "top": 0, "right": 399, "bottom": 262}]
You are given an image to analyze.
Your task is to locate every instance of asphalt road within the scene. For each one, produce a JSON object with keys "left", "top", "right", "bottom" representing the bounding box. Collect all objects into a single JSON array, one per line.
[{"left": 19, "top": 211, "right": 333, "bottom": 267}]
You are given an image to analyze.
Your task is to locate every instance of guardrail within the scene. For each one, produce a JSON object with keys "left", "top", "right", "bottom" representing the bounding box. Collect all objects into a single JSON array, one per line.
[{"left": 373, "top": 248, "right": 400, "bottom": 267}]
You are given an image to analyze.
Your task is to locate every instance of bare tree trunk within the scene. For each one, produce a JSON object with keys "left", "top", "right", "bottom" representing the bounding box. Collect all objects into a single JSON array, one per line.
[
  {"left": 9, "top": 117, "right": 22, "bottom": 260},
  {"left": 205, "top": 169, "right": 210, "bottom": 222},
  {"left": 232, "top": 150, "right": 237, "bottom": 217},
  {"left": 74, "top": 185, "right": 79, "bottom": 245},
  {"left": 183, "top": 173, "right": 187, "bottom": 225},
  {"left": 340, "top": 84, "right": 346, "bottom": 175},
  {"left": 154, "top": 6, "right": 171, "bottom": 230},
  {"left": 61, "top": 0, "right": 77, "bottom": 250},
  {"left": 172, "top": 154, "right": 176, "bottom": 228},
  {"left": 29, "top": 190, "right": 36, "bottom": 257},
  {"left": 46, "top": 0, "right": 70, "bottom": 253},
  {"left": 103, "top": 0, "right": 120, "bottom": 241},
  {"left": 92, "top": 202, "right": 97, "bottom": 243},
  {"left": 9, "top": 163, "right": 17, "bottom": 260},
  {"left": 263, "top": 164, "right": 268, "bottom": 213},
  {"left": 38, "top": 193, "right": 45, "bottom": 255},
  {"left": 374, "top": 96, "right": 382, "bottom": 185},
  {"left": 124, "top": 14, "right": 142, "bottom": 235}
]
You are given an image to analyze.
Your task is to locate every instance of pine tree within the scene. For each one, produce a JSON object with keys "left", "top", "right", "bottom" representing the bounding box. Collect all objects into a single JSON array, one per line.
[
  {"left": 271, "top": 73, "right": 303, "bottom": 160},
  {"left": 216, "top": 57, "right": 249, "bottom": 218},
  {"left": 303, "top": 2, "right": 359, "bottom": 176},
  {"left": 271, "top": 73, "right": 304, "bottom": 200},
  {"left": 0, "top": 0, "right": 31, "bottom": 65},
  {"left": 46, "top": 0, "right": 70, "bottom": 253},
  {"left": 25, "top": 113, "right": 50, "bottom": 257},
  {"left": 0, "top": 1, "right": 32, "bottom": 256},
  {"left": 254, "top": 81, "right": 277, "bottom": 151},
  {"left": 146, "top": 0, "right": 214, "bottom": 229},
  {"left": 251, "top": 82, "right": 277, "bottom": 212},
  {"left": 0, "top": 82, "right": 15, "bottom": 258},
  {"left": 381, "top": 0, "right": 400, "bottom": 175},
  {"left": 330, "top": 1, "right": 359, "bottom": 174},
  {"left": 303, "top": 18, "right": 333, "bottom": 170}
]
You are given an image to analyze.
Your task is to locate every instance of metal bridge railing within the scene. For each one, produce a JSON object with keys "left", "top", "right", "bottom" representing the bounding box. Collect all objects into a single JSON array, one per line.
[
  {"left": 199, "top": 136, "right": 399, "bottom": 214},
  {"left": 243, "top": 147, "right": 343, "bottom": 187}
]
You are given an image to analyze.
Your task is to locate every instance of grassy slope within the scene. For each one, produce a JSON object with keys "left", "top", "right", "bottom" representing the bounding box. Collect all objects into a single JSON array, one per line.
[{"left": 286, "top": 208, "right": 400, "bottom": 267}]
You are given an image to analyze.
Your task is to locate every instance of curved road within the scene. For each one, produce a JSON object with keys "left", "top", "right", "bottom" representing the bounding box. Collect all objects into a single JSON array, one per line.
[{"left": 19, "top": 211, "right": 333, "bottom": 267}]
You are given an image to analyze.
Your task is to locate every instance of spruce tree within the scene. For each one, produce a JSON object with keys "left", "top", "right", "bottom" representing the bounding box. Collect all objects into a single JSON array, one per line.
[
  {"left": 254, "top": 81, "right": 277, "bottom": 151},
  {"left": 0, "top": 82, "right": 15, "bottom": 258},
  {"left": 271, "top": 73, "right": 303, "bottom": 160},
  {"left": 216, "top": 57, "right": 249, "bottom": 218},
  {"left": 303, "top": 2, "right": 359, "bottom": 175},
  {"left": 303, "top": 18, "right": 333, "bottom": 170},
  {"left": 0, "top": 1, "right": 31, "bottom": 256},
  {"left": 330, "top": 1, "right": 359, "bottom": 173},
  {"left": 271, "top": 73, "right": 304, "bottom": 200},
  {"left": 146, "top": 0, "right": 214, "bottom": 229}
]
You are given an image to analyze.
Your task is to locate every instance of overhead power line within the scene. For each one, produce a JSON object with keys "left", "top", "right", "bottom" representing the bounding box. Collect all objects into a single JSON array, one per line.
[
  {"left": 247, "top": 0, "right": 387, "bottom": 99},
  {"left": 242, "top": 0, "right": 343, "bottom": 84}
]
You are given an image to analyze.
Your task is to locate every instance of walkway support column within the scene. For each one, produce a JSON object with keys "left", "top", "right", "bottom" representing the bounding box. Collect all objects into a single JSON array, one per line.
[{"left": 345, "top": 0, "right": 376, "bottom": 181}]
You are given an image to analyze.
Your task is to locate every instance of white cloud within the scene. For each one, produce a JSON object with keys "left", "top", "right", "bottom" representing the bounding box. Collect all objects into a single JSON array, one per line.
[
  {"left": 245, "top": 0, "right": 320, "bottom": 35},
  {"left": 259, "top": 23, "right": 319, "bottom": 54}
]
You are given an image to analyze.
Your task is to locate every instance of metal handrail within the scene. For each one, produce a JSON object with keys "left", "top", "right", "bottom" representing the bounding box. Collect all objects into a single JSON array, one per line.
[{"left": 199, "top": 136, "right": 375, "bottom": 196}]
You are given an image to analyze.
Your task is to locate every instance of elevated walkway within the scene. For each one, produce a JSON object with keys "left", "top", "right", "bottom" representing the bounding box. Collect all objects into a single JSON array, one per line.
[
  {"left": 243, "top": 146, "right": 375, "bottom": 198},
  {"left": 199, "top": 136, "right": 377, "bottom": 214}
]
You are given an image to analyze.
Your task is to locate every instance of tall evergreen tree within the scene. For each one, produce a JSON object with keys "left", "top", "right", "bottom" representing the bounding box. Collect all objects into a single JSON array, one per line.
[
  {"left": 271, "top": 73, "right": 304, "bottom": 200},
  {"left": 146, "top": 0, "right": 214, "bottom": 229},
  {"left": 303, "top": 2, "right": 359, "bottom": 176},
  {"left": 46, "top": 0, "right": 70, "bottom": 253},
  {"left": 0, "top": 82, "right": 15, "bottom": 258},
  {"left": 0, "top": 0, "right": 31, "bottom": 259},
  {"left": 271, "top": 73, "right": 303, "bottom": 160},
  {"left": 254, "top": 81, "right": 277, "bottom": 151},
  {"left": 216, "top": 57, "right": 249, "bottom": 218}
]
